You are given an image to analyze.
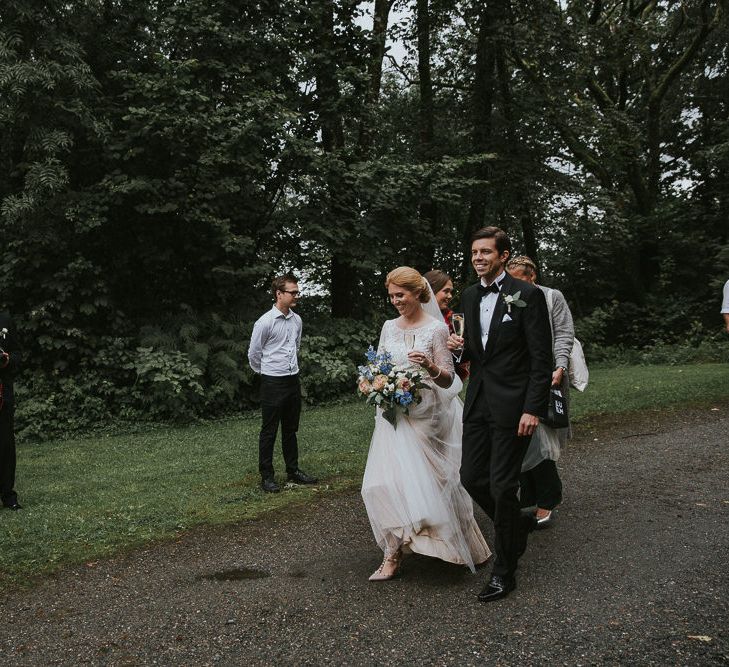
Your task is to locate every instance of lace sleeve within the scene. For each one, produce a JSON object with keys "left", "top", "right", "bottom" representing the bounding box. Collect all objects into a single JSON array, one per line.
[{"left": 432, "top": 321, "right": 455, "bottom": 376}]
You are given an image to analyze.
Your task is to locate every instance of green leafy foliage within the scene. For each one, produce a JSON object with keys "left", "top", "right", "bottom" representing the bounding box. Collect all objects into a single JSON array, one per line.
[
  {"left": 129, "top": 347, "right": 205, "bottom": 418},
  {"left": 2, "top": 0, "right": 727, "bottom": 441},
  {"left": 13, "top": 313, "right": 381, "bottom": 441},
  {"left": 298, "top": 318, "right": 381, "bottom": 403}
]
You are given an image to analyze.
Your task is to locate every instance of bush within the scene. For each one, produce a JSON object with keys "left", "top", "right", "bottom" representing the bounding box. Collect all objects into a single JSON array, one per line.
[
  {"left": 298, "top": 318, "right": 381, "bottom": 403},
  {"left": 13, "top": 312, "right": 382, "bottom": 441},
  {"left": 15, "top": 372, "right": 114, "bottom": 441},
  {"left": 586, "top": 333, "right": 729, "bottom": 368},
  {"left": 128, "top": 347, "right": 205, "bottom": 420}
]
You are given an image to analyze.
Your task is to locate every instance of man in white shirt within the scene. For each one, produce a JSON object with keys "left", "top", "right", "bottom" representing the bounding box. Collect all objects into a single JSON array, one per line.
[
  {"left": 722, "top": 279, "right": 729, "bottom": 334},
  {"left": 248, "top": 274, "right": 318, "bottom": 493}
]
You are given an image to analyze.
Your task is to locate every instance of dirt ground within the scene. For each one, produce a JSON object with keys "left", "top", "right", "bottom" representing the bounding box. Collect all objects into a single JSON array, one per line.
[{"left": 1, "top": 403, "right": 728, "bottom": 666}]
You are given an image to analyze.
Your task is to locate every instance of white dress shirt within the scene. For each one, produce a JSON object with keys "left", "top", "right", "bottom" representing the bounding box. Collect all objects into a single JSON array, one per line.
[
  {"left": 721, "top": 280, "right": 729, "bottom": 314},
  {"left": 248, "top": 305, "right": 302, "bottom": 376},
  {"left": 480, "top": 272, "right": 506, "bottom": 349}
]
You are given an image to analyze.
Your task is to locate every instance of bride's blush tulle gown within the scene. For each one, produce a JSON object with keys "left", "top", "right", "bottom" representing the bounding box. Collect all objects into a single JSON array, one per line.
[{"left": 361, "top": 317, "right": 490, "bottom": 572}]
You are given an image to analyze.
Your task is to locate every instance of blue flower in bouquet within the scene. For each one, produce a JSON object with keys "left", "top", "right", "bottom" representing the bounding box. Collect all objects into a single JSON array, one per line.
[
  {"left": 366, "top": 345, "right": 377, "bottom": 363},
  {"left": 397, "top": 391, "right": 414, "bottom": 407},
  {"left": 376, "top": 350, "right": 394, "bottom": 375}
]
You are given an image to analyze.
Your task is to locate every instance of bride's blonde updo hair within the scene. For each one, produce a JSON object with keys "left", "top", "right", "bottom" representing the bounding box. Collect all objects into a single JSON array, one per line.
[{"left": 385, "top": 266, "right": 431, "bottom": 303}]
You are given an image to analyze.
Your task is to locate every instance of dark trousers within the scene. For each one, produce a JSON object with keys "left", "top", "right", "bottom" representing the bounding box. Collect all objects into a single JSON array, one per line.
[
  {"left": 520, "top": 459, "right": 563, "bottom": 510},
  {"left": 258, "top": 374, "right": 301, "bottom": 478},
  {"left": 0, "top": 408, "right": 17, "bottom": 505},
  {"left": 460, "top": 390, "right": 530, "bottom": 579}
]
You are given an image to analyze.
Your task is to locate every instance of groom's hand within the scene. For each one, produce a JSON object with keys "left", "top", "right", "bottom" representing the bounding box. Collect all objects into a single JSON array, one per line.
[
  {"left": 447, "top": 334, "right": 464, "bottom": 351},
  {"left": 518, "top": 413, "right": 539, "bottom": 437}
]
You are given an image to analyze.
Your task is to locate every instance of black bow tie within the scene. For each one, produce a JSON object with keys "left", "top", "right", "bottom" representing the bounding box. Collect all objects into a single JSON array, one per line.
[{"left": 478, "top": 283, "right": 500, "bottom": 297}]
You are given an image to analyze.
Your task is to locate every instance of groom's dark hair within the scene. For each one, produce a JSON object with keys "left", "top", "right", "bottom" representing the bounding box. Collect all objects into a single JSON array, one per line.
[{"left": 471, "top": 226, "right": 512, "bottom": 256}]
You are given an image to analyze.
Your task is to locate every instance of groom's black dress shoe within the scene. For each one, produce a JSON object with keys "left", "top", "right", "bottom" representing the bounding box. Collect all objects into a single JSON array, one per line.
[
  {"left": 287, "top": 470, "right": 318, "bottom": 484},
  {"left": 478, "top": 575, "right": 516, "bottom": 603},
  {"left": 3, "top": 501, "right": 22, "bottom": 511},
  {"left": 261, "top": 477, "right": 280, "bottom": 493}
]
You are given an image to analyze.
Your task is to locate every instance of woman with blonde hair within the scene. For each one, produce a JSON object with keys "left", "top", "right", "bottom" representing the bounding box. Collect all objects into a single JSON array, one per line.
[{"left": 361, "top": 266, "right": 490, "bottom": 581}]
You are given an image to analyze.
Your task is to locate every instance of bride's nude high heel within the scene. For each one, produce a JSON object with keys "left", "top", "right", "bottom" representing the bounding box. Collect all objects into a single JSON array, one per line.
[{"left": 368, "top": 550, "right": 402, "bottom": 582}]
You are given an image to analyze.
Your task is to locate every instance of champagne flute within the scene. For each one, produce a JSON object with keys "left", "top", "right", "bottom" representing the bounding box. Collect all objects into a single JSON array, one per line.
[
  {"left": 451, "top": 313, "right": 465, "bottom": 337},
  {"left": 403, "top": 332, "right": 416, "bottom": 367},
  {"left": 451, "top": 313, "right": 465, "bottom": 362}
]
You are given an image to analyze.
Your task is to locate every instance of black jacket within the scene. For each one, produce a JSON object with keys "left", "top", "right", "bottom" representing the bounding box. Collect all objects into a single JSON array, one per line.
[
  {"left": 460, "top": 274, "right": 552, "bottom": 427},
  {"left": 0, "top": 312, "right": 21, "bottom": 410}
]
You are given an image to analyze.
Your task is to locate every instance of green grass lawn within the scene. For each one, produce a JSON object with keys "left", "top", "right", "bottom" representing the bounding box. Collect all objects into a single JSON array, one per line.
[{"left": 2, "top": 363, "right": 728, "bottom": 587}]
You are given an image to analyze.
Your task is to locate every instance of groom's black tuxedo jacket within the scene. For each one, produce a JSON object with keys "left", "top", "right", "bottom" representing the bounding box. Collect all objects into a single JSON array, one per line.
[
  {"left": 0, "top": 312, "right": 21, "bottom": 410},
  {"left": 460, "top": 274, "right": 552, "bottom": 428}
]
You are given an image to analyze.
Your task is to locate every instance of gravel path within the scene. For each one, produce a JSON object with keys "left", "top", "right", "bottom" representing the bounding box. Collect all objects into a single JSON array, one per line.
[{"left": 1, "top": 404, "right": 728, "bottom": 666}]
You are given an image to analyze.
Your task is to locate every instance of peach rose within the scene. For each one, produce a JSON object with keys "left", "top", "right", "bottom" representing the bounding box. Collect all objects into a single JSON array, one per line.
[
  {"left": 372, "top": 374, "right": 388, "bottom": 392},
  {"left": 358, "top": 379, "right": 372, "bottom": 395}
]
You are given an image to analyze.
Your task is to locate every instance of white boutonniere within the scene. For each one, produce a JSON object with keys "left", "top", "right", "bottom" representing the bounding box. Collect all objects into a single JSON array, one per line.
[{"left": 502, "top": 291, "right": 527, "bottom": 314}]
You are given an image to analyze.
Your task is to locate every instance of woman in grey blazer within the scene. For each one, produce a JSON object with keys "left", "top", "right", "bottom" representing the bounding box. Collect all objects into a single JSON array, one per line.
[{"left": 507, "top": 256, "right": 575, "bottom": 528}]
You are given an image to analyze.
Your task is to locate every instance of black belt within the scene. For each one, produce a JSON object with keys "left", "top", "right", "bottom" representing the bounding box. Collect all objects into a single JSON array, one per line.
[{"left": 261, "top": 373, "right": 299, "bottom": 381}]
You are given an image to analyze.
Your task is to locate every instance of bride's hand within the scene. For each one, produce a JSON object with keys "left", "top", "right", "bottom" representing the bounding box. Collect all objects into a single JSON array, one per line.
[{"left": 407, "top": 351, "right": 433, "bottom": 372}]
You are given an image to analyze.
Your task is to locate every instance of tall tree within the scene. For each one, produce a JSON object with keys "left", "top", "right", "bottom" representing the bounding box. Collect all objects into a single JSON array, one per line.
[
  {"left": 510, "top": 0, "right": 727, "bottom": 293},
  {"left": 415, "top": 0, "right": 438, "bottom": 272},
  {"left": 459, "top": 1, "right": 501, "bottom": 281}
]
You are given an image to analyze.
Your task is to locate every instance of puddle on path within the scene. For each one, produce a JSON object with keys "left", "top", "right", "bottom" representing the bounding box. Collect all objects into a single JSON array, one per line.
[{"left": 200, "top": 567, "right": 270, "bottom": 581}]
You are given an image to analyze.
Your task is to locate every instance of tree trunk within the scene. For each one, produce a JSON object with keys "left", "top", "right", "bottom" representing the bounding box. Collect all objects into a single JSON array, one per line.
[
  {"left": 461, "top": 1, "right": 498, "bottom": 283},
  {"left": 315, "top": 0, "right": 355, "bottom": 317},
  {"left": 416, "top": 0, "right": 437, "bottom": 272},
  {"left": 357, "top": 0, "right": 392, "bottom": 155},
  {"left": 495, "top": 24, "right": 540, "bottom": 275}
]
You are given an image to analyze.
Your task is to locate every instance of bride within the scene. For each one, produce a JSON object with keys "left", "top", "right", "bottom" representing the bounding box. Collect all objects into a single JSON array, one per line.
[{"left": 362, "top": 266, "right": 490, "bottom": 581}]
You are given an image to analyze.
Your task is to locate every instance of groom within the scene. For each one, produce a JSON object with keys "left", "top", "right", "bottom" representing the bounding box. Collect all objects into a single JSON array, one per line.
[{"left": 449, "top": 226, "right": 552, "bottom": 602}]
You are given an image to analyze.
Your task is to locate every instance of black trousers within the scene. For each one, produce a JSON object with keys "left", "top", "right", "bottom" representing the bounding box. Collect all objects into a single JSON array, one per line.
[
  {"left": 460, "top": 389, "right": 531, "bottom": 579},
  {"left": 520, "top": 459, "right": 563, "bottom": 510},
  {"left": 0, "top": 407, "right": 17, "bottom": 505},
  {"left": 258, "top": 374, "right": 301, "bottom": 478}
]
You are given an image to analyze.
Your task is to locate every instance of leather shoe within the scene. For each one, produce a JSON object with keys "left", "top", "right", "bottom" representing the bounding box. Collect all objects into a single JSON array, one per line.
[
  {"left": 3, "top": 501, "right": 22, "bottom": 511},
  {"left": 261, "top": 477, "right": 280, "bottom": 493},
  {"left": 287, "top": 470, "right": 318, "bottom": 484},
  {"left": 478, "top": 575, "right": 516, "bottom": 602}
]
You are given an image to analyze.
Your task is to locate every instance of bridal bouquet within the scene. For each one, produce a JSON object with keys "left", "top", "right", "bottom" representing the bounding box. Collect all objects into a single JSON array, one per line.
[{"left": 356, "top": 345, "right": 429, "bottom": 429}]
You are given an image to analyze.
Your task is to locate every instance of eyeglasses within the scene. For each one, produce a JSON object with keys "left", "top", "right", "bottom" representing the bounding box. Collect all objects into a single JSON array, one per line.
[{"left": 280, "top": 290, "right": 301, "bottom": 296}]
